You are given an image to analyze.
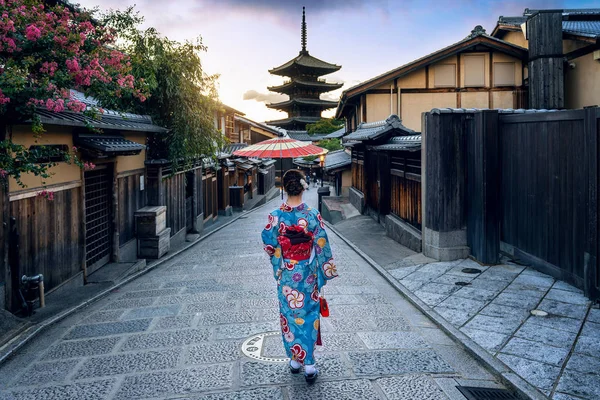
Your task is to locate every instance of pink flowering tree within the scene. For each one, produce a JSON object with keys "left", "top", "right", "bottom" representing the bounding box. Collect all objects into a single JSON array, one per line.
[{"left": 0, "top": 0, "right": 149, "bottom": 189}]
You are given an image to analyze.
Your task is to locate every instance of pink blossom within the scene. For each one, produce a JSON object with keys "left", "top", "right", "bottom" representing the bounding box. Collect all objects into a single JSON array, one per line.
[
  {"left": 45, "top": 98, "right": 64, "bottom": 112},
  {"left": 40, "top": 61, "right": 58, "bottom": 76},
  {"left": 25, "top": 24, "right": 41, "bottom": 41},
  {"left": 0, "top": 169, "right": 7, "bottom": 178},
  {"left": 65, "top": 58, "right": 79, "bottom": 72},
  {"left": 83, "top": 162, "right": 96, "bottom": 170},
  {"left": 72, "top": 146, "right": 77, "bottom": 152},
  {"left": 37, "top": 190, "right": 55, "bottom": 201},
  {"left": 0, "top": 89, "right": 10, "bottom": 105},
  {"left": 67, "top": 100, "right": 86, "bottom": 112}
]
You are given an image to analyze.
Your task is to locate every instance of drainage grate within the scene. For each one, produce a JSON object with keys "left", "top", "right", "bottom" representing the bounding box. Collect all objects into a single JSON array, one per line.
[{"left": 456, "top": 386, "right": 519, "bottom": 400}]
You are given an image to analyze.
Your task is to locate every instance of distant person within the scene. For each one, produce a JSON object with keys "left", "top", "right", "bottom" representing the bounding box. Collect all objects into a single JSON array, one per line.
[
  {"left": 261, "top": 170, "right": 338, "bottom": 383},
  {"left": 312, "top": 172, "right": 317, "bottom": 187},
  {"left": 305, "top": 174, "right": 310, "bottom": 190}
]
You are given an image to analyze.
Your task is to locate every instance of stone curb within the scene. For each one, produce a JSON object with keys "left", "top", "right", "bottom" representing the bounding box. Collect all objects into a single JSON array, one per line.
[
  {"left": 324, "top": 221, "right": 549, "bottom": 400},
  {"left": 0, "top": 196, "right": 279, "bottom": 366}
]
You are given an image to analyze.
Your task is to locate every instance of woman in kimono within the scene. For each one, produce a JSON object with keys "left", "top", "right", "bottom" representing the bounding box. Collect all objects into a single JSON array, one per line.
[{"left": 262, "top": 170, "right": 338, "bottom": 383}]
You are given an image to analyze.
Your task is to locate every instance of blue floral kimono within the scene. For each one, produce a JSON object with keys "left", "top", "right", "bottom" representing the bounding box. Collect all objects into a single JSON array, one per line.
[{"left": 262, "top": 202, "right": 338, "bottom": 365}]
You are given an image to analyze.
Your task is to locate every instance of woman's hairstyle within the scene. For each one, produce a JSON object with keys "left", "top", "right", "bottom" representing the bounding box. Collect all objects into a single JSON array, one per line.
[{"left": 283, "top": 170, "right": 306, "bottom": 196}]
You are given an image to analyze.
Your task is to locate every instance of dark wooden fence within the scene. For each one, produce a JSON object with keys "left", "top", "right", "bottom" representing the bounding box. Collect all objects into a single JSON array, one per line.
[
  {"left": 117, "top": 170, "right": 146, "bottom": 246},
  {"left": 351, "top": 149, "right": 366, "bottom": 194},
  {"left": 425, "top": 107, "right": 600, "bottom": 300},
  {"left": 163, "top": 171, "right": 187, "bottom": 237},
  {"left": 0, "top": 182, "right": 7, "bottom": 309},
  {"left": 10, "top": 188, "right": 84, "bottom": 293},
  {"left": 390, "top": 153, "right": 422, "bottom": 230},
  {"left": 258, "top": 164, "right": 276, "bottom": 195}
]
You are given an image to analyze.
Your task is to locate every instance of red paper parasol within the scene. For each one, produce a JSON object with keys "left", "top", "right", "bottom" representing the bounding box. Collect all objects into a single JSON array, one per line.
[
  {"left": 232, "top": 136, "right": 328, "bottom": 199},
  {"left": 232, "top": 136, "right": 327, "bottom": 159}
]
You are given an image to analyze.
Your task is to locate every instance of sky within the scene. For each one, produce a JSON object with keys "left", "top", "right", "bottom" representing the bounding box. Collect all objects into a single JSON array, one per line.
[{"left": 76, "top": 0, "right": 597, "bottom": 123}]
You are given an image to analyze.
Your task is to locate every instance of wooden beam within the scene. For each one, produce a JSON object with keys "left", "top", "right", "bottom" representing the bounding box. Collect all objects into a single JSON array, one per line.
[
  {"left": 425, "top": 65, "right": 429, "bottom": 89},
  {"left": 565, "top": 42, "right": 600, "bottom": 61},
  {"left": 489, "top": 51, "right": 494, "bottom": 108},
  {"left": 400, "top": 86, "right": 521, "bottom": 94}
]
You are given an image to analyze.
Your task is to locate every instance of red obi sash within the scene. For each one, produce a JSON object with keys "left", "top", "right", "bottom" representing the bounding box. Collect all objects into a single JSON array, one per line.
[{"left": 277, "top": 224, "right": 314, "bottom": 261}]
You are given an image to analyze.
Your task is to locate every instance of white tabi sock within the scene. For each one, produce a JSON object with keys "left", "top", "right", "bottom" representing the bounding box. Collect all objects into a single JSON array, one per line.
[
  {"left": 290, "top": 360, "right": 302, "bottom": 369},
  {"left": 304, "top": 364, "right": 317, "bottom": 375}
]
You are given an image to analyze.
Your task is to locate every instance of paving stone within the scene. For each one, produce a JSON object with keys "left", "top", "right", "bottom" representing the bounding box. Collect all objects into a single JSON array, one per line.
[
  {"left": 320, "top": 333, "right": 366, "bottom": 351},
  {"left": 201, "top": 309, "right": 274, "bottom": 325},
  {"left": 416, "top": 327, "right": 456, "bottom": 346},
  {"left": 458, "top": 259, "right": 490, "bottom": 271},
  {"left": 552, "top": 393, "right": 585, "bottom": 400},
  {"left": 335, "top": 285, "right": 381, "bottom": 295},
  {"left": 326, "top": 294, "right": 365, "bottom": 305},
  {"left": 154, "top": 315, "right": 195, "bottom": 331},
  {"left": 515, "top": 320, "right": 578, "bottom": 348},
  {"left": 183, "top": 301, "right": 238, "bottom": 315},
  {"left": 41, "top": 337, "right": 120, "bottom": 360},
  {"left": 555, "top": 370, "right": 600, "bottom": 399},
  {"left": 121, "top": 288, "right": 181, "bottom": 299},
  {"left": 156, "top": 292, "right": 229, "bottom": 305},
  {"left": 460, "top": 327, "right": 509, "bottom": 352},
  {"left": 331, "top": 304, "right": 401, "bottom": 318},
  {"left": 466, "top": 278, "right": 510, "bottom": 292},
  {"left": 190, "top": 387, "right": 284, "bottom": 400},
  {"left": 528, "top": 314, "right": 583, "bottom": 333},
  {"left": 493, "top": 291, "right": 543, "bottom": 309},
  {"left": 544, "top": 288, "right": 590, "bottom": 305},
  {"left": 432, "top": 274, "right": 475, "bottom": 285},
  {"left": 462, "top": 314, "right": 523, "bottom": 335},
  {"left": 434, "top": 344, "right": 495, "bottom": 380},
  {"left": 581, "top": 321, "right": 600, "bottom": 337},
  {"left": 574, "top": 335, "right": 600, "bottom": 359},
  {"left": 452, "top": 287, "right": 499, "bottom": 302},
  {"left": 286, "top": 379, "right": 381, "bottom": 400},
  {"left": 399, "top": 279, "right": 426, "bottom": 291},
  {"left": 214, "top": 321, "right": 280, "bottom": 339},
  {"left": 552, "top": 281, "right": 584, "bottom": 294},
  {"left": 8, "top": 379, "right": 115, "bottom": 400},
  {"left": 417, "top": 282, "right": 460, "bottom": 296},
  {"left": 103, "top": 297, "right": 155, "bottom": 310},
  {"left": 497, "top": 354, "right": 560, "bottom": 391},
  {"left": 64, "top": 319, "right": 152, "bottom": 339},
  {"left": 565, "top": 352, "right": 600, "bottom": 375},
  {"left": 261, "top": 334, "right": 286, "bottom": 357},
  {"left": 437, "top": 296, "right": 486, "bottom": 314},
  {"left": 476, "top": 268, "right": 518, "bottom": 282},
  {"left": 520, "top": 267, "right": 553, "bottom": 277},
  {"left": 348, "top": 349, "right": 453, "bottom": 376},
  {"left": 357, "top": 331, "right": 430, "bottom": 350},
  {"left": 122, "top": 305, "right": 181, "bottom": 320},
  {"left": 445, "top": 265, "right": 486, "bottom": 279},
  {"left": 500, "top": 337, "right": 569, "bottom": 366},
  {"left": 162, "top": 278, "right": 221, "bottom": 288},
  {"left": 81, "top": 310, "right": 124, "bottom": 323},
  {"left": 479, "top": 303, "right": 530, "bottom": 320},
  {"left": 360, "top": 294, "right": 391, "bottom": 304},
  {"left": 186, "top": 340, "right": 241, "bottom": 364},
  {"left": 418, "top": 262, "right": 460, "bottom": 274},
  {"left": 244, "top": 298, "right": 281, "bottom": 308},
  {"left": 511, "top": 273, "right": 555, "bottom": 289},
  {"left": 115, "top": 364, "right": 233, "bottom": 398},
  {"left": 74, "top": 348, "right": 180, "bottom": 379},
  {"left": 403, "top": 271, "right": 445, "bottom": 282},
  {"left": 120, "top": 328, "right": 211, "bottom": 351},
  {"left": 434, "top": 306, "right": 474, "bottom": 327},
  {"left": 537, "top": 299, "right": 588, "bottom": 319},
  {"left": 588, "top": 307, "right": 600, "bottom": 324},
  {"left": 389, "top": 265, "right": 421, "bottom": 280},
  {"left": 11, "top": 360, "right": 77, "bottom": 387},
  {"left": 413, "top": 290, "right": 448, "bottom": 306}
]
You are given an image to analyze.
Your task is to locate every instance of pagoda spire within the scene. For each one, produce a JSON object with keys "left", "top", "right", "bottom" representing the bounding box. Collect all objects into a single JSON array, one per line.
[{"left": 301, "top": 7, "right": 307, "bottom": 53}]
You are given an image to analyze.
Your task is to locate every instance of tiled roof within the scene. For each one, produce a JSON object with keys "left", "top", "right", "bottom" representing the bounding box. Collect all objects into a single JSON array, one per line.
[
  {"left": 267, "top": 98, "right": 338, "bottom": 109},
  {"left": 234, "top": 115, "right": 281, "bottom": 136},
  {"left": 324, "top": 150, "right": 351, "bottom": 172},
  {"left": 222, "top": 143, "right": 248, "bottom": 155},
  {"left": 265, "top": 116, "right": 321, "bottom": 128},
  {"left": 293, "top": 157, "right": 319, "bottom": 167},
  {"left": 343, "top": 115, "right": 414, "bottom": 143},
  {"left": 323, "top": 127, "right": 346, "bottom": 139},
  {"left": 269, "top": 51, "right": 341, "bottom": 76},
  {"left": 372, "top": 135, "right": 422, "bottom": 152},
  {"left": 268, "top": 79, "right": 343, "bottom": 93},
  {"left": 563, "top": 20, "right": 600, "bottom": 38},
  {"left": 286, "top": 131, "right": 329, "bottom": 142},
  {"left": 74, "top": 134, "right": 144, "bottom": 156}
]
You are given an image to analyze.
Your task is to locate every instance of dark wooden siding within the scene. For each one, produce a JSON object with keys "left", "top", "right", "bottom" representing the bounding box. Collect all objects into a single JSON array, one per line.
[
  {"left": 351, "top": 149, "right": 366, "bottom": 194},
  {"left": 118, "top": 172, "right": 146, "bottom": 246},
  {"left": 390, "top": 153, "right": 422, "bottom": 230},
  {"left": 10, "top": 188, "right": 84, "bottom": 292},
  {"left": 499, "top": 110, "right": 591, "bottom": 288},
  {"left": 163, "top": 172, "right": 186, "bottom": 237},
  {"left": 0, "top": 182, "right": 7, "bottom": 308}
]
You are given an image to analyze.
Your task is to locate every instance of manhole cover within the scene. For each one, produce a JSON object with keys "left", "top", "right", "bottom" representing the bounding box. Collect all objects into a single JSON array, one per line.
[
  {"left": 456, "top": 386, "right": 519, "bottom": 400},
  {"left": 241, "top": 332, "right": 289, "bottom": 363},
  {"left": 462, "top": 268, "right": 482, "bottom": 274},
  {"left": 455, "top": 281, "right": 471, "bottom": 286}
]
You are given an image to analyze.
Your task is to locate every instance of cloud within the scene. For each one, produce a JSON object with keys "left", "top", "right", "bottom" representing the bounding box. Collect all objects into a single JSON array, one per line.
[
  {"left": 243, "top": 90, "right": 287, "bottom": 103},
  {"left": 200, "top": 0, "right": 387, "bottom": 15}
]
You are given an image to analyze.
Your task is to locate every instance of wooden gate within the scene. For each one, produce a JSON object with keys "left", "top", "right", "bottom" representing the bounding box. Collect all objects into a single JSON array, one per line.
[
  {"left": 84, "top": 166, "right": 113, "bottom": 274},
  {"left": 366, "top": 151, "right": 379, "bottom": 212}
]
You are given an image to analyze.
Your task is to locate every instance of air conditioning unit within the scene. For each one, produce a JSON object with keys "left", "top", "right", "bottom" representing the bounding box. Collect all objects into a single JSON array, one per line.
[{"left": 594, "top": 50, "right": 600, "bottom": 61}]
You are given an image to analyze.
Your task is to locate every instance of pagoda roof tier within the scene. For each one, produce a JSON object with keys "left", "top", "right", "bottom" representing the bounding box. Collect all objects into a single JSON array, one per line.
[
  {"left": 267, "top": 97, "right": 338, "bottom": 111},
  {"left": 265, "top": 116, "right": 321, "bottom": 128},
  {"left": 269, "top": 51, "right": 341, "bottom": 77},
  {"left": 268, "top": 79, "right": 343, "bottom": 94}
]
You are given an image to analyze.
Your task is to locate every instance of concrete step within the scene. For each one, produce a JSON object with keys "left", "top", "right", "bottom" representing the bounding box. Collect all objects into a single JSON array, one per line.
[{"left": 87, "top": 260, "right": 147, "bottom": 284}]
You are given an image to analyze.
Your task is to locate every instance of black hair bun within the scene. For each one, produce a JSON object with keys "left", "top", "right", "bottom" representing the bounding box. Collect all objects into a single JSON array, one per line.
[{"left": 283, "top": 170, "right": 305, "bottom": 196}]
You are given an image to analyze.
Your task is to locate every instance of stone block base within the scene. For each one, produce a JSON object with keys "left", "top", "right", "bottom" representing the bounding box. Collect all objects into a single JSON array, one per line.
[
  {"left": 423, "top": 227, "right": 470, "bottom": 261},
  {"left": 218, "top": 206, "right": 233, "bottom": 217},
  {"left": 349, "top": 187, "right": 365, "bottom": 215},
  {"left": 385, "top": 214, "right": 422, "bottom": 252},
  {"left": 138, "top": 228, "right": 171, "bottom": 259}
]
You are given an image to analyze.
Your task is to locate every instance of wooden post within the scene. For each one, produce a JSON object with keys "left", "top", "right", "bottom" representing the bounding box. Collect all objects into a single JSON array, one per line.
[
  {"left": 423, "top": 109, "right": 470, "bottom": 261},
  {"left": 584, "top": 107, "right": 599, "bottom": 300},
  {"left": 466, "top": 110, "right": 500, "bottom": 264}
]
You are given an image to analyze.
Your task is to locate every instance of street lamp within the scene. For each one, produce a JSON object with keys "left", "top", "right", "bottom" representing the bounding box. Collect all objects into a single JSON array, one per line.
[{"left": 319, "top": 154, "right": 325, "bottom": 188}]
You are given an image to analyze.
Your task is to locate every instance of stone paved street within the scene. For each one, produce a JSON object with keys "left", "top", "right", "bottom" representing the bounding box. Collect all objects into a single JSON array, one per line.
[{"left": 0, "top": 194, "right": 508, "bottom": 399}]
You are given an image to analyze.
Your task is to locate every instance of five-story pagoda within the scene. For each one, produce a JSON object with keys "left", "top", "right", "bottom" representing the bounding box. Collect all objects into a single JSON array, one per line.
[{"left": 266, "top": 7, "right": 342, "bottom": 131}]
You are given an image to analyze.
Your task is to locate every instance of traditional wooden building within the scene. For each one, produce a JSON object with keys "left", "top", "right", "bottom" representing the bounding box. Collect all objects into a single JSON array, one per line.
[
  {"left": 266, "top": 7, "right": 342, "bottom": 130},
  {"left": 323, "top": 150, "right": 351, "bottom": 196},
  {"left": 345, "top": 115, "right": 422, "bottom": 251},
  {"left": 336, "top": 26, "right": 528, "bottom": 132},
  {"left": 233, "top": 115, "right": 280, "bottom": 144},
  {"left": 1, "top": 91, "right": 168, "bottom": 311},
  {"left": 492, "top": 8, "right": 600, "bottom": 110}
]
